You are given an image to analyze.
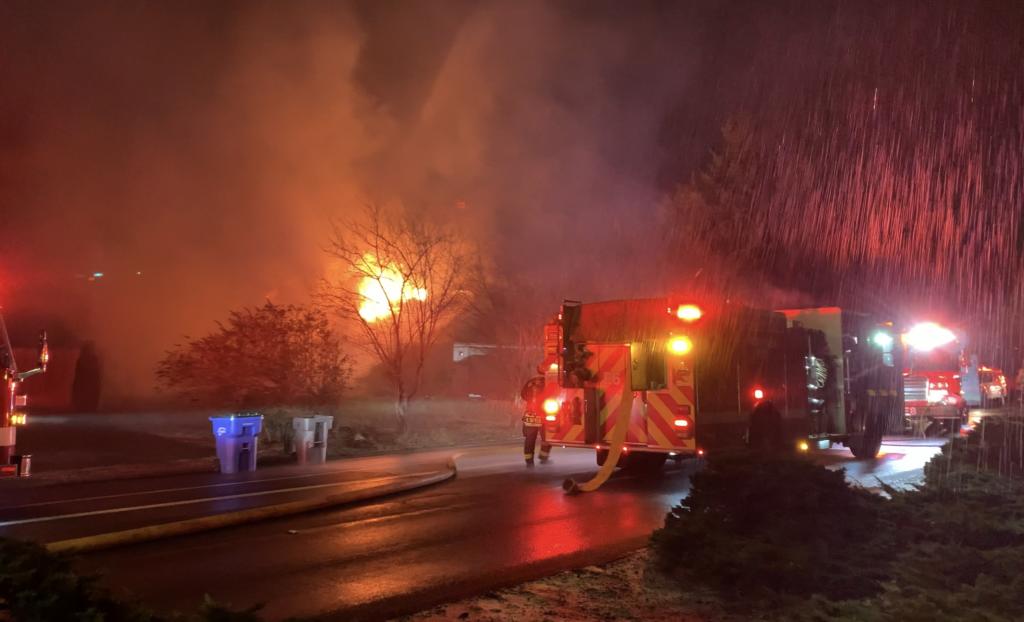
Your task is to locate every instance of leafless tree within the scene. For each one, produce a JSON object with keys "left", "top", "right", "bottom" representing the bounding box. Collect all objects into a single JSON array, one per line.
[{"left": 321, "top": 205, "right": 472, "bottom": 434}]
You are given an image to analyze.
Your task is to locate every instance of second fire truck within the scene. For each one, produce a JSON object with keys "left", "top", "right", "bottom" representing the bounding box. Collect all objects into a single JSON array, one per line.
[{"left": 539, "top": 298, "right": 903, "bottom": 481}]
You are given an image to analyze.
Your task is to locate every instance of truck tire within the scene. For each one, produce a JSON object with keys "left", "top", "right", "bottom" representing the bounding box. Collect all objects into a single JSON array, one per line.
[
  {"left": 848, "top": 432, "right": 882, "bottom": 459},
  {"left": 923, "top": 420, "right": 945, "bottom": 437},
  {"left": 849, "top": 407, "right": 884, "bottom": 459}
]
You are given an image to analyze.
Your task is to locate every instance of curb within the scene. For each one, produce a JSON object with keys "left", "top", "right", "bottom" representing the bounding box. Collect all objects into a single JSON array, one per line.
[
  {"left": 45, "top": 465, "right": 456, "bottom": 555},
  {"left": 16, "top": 440, "right": 517, "bottom": 487}
]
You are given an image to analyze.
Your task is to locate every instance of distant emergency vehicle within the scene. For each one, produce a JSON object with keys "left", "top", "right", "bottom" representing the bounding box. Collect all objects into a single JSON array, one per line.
[
  {"left": 899, "top": 322, "right": 1004, "bottom": 434},
  {"left": 979, "top": 367, "right": 1008, "bottom": 407},
  {"left": 0, "top": 310, "right": 48, "bottom": 476}
]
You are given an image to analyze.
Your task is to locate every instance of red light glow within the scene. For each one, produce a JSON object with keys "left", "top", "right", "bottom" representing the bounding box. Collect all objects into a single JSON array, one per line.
[{"left": 675, "top": 304, "right": 703, "bottom": 322}]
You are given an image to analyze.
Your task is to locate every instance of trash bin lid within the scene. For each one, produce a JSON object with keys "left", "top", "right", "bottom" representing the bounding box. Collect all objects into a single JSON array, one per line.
[{"left": 210, "top": 413, "right": 264, "bottom": 436}]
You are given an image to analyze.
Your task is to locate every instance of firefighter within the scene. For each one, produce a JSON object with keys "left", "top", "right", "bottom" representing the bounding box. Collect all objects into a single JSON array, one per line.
[{"left": 521, "top": 376, "right": 551, "bottom": 465}]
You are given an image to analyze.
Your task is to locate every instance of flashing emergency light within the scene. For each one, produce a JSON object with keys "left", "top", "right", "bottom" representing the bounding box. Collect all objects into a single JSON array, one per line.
[
  {"left": 905, "top": 322, "right": 956, "bottom": 351},
  {"left": 753, "top": 388, "right": 765, "bottom": 400},
  {"left": 798, "top": 440, "right": 809, "bottom": 452},
  {"left": 548, "top": 362, "right": 558, "bottom": 372},
  {"left": 545, "top": 414, "right": 557, "bottom": 422},
  {"left": 542, "top": 398, "right": 560, "bottom": 415},
  {"left": 673, "top": 418, "right": 690, "bottom": 428},
  {"left": 872, "top": 331, "right": 894, "bottom": 348},
  {"left": 668, "top": 336, "right": 693, "bottom": 355},
  {"left": 10, "top": 413, "right": 27, "bottom": 426},
  {"left": 675, "top": 304, "right": 703, "bottom": 322}
]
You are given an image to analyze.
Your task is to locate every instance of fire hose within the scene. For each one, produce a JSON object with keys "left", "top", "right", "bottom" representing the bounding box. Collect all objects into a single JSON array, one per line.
[{"left": 562, "top": 392, "right": 633, "bottom": 494}]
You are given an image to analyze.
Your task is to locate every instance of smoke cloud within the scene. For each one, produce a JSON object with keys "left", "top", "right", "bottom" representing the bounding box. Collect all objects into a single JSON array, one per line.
[
  {"left": 7, "top": 1, "right": 1017, "bottom": 400},
  {"left": 0, "top": 1, "right": 705, "bottom": 401}
]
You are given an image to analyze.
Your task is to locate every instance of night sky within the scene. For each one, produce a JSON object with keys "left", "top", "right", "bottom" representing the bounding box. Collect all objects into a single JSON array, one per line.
[{"left": 2, "top": 1, "right": 1023, "bottom": 398}]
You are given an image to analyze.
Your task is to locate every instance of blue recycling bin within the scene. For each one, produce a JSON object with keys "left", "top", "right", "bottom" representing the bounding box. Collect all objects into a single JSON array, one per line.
[{"left": 209, "top": 413, "right": 264, "bottom": 474}]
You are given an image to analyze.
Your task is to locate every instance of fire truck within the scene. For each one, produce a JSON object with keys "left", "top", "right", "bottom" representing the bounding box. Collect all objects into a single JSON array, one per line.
[
  {"left": 900, "top": 321, "right": 982, "bottom": 435},
  {"left": 539, "top": 299, "right": 902, "bottom": 480},
  {"left": 0, "top": 310, "right": 48, "bottom": 475}
]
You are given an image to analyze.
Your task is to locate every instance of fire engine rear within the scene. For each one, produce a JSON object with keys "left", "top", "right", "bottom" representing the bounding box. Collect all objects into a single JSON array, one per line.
[{"left": 540, "top": 299, "right": 903, "bottom": 481}]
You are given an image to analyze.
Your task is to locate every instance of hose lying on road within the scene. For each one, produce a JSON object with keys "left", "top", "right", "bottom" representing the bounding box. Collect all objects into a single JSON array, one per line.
[{"left": 562, "top": 393, "right": 632, "bottom": 494}]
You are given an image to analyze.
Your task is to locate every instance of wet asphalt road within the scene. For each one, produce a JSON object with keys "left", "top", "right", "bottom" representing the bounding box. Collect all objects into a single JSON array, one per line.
[
  {"left": 75, "top": 447, "right": 692, "bottom": 621},
  {"left": 21, "top": 440, "right": 939, "bottom": 621},
  {"left": 0, "top": 458, "right": 442, "bottom": 544}
]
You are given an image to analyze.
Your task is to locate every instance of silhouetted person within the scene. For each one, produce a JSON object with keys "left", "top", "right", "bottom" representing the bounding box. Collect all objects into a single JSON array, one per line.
[
  {"left": 521, "top": 376, "right": 551, "bottom": 465},
  {"left": 71, "top": 342, "right": 102, "bottom": 413},
  {"left": 748, "top": 399, "right": 784, "bottom": 452}
]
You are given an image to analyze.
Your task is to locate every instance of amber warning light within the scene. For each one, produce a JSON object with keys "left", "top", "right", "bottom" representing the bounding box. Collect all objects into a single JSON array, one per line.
[{"left": 668, "top": 336, "right": 693, "bottom": 355}]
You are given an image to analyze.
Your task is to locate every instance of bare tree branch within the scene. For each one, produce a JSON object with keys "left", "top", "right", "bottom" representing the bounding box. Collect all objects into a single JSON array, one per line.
[{"left": 319, "top": 205, "right": 472, "bottom": 433}]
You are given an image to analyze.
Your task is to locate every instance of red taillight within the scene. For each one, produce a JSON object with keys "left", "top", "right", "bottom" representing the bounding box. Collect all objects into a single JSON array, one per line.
[
  {"left": 753, "top": 388, "right": 765, "bottom": 400},
  {"left": 673, "top": 415, "right": 694, "bottom": 439},
  {"left": 545, "top": 414, "right": 557, "bottom": 422}
]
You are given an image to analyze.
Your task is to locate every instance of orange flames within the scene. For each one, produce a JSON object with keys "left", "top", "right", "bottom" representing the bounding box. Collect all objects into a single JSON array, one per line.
[{"left": 356, "top": 253, "right": 427, "bottom": 322}]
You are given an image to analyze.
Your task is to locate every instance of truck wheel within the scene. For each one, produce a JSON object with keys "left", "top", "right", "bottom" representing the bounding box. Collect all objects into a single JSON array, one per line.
[
  {"left": 923, "top": 420, "right": 945, "bottom": 437},
  {"left": 849, "top": 433, "right": 882, "bottom": 459}
]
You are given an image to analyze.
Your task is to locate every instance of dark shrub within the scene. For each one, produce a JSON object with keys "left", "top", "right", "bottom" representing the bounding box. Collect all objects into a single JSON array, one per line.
[
  {"left": 925, "top": 416, "right": 1024, "bottom": 491},
  {"left": 651, "top": 452, "right": 892, "bottom": 602},
  {"left": 0, "top": 537, "right": 263, "bottom": 621}
]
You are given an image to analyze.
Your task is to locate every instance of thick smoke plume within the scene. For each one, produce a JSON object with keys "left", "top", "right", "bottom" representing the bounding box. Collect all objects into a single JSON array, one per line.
[
  {"left": 3, "top": 1, "right": 1023, "bottom": 401},
  {"left": 0, "top": 1, "right": 701, "bottom": 402}
]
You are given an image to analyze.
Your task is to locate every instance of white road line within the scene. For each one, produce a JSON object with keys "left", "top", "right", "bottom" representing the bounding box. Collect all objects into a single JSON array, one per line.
[
  {"left": 4, "top": 469, "right": 385, "bottom": 511},
  {"left": 0, "top": 470, "right": 440, "bottom": 528}
]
